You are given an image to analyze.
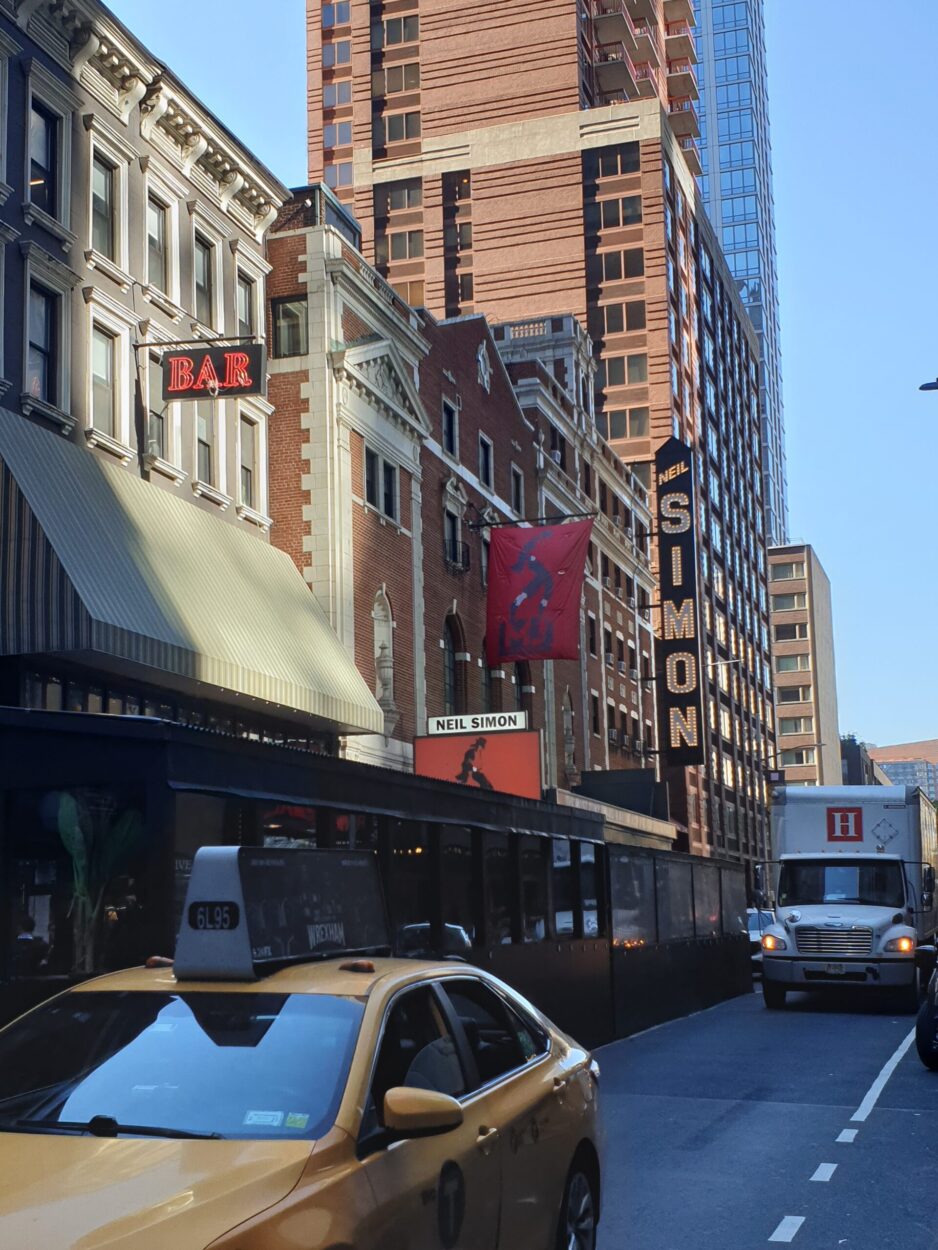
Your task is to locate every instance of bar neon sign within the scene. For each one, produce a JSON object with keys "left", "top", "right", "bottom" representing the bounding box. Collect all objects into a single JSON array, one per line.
[{"left": 161, "top": 343, "right": 267, "bottom": 401}]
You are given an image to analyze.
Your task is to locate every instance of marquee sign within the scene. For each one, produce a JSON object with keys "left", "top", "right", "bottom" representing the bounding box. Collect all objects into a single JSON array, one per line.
[
  {"left": 654, "top": 437, "right": 704, "bottom": 767},
  {"left": 427, "top": 711, "right": 528, "bottom": 736},
  {"left": 161, "top": 342, "right": 267, "bottom": 402}
]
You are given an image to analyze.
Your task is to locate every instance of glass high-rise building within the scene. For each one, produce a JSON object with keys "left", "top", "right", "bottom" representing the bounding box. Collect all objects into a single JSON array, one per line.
[{"left": 693, "top": 0, "right": 787, "bottom": 544}]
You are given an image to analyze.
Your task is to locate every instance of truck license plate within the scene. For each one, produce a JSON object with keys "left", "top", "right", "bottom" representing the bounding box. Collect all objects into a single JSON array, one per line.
[{"left": 825, "top": 962, "right": 845, "bottom": 975}]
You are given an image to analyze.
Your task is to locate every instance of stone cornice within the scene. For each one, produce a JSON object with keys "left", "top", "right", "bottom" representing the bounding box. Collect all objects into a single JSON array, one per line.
[{"left": 19, "top": 0, "right": 287, "bottom": 237}]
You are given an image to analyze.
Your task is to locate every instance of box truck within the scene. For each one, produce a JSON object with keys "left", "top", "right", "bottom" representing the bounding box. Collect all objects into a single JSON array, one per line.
[{"left": 758, "top": 786, "right": 938, "bottom": 1010}]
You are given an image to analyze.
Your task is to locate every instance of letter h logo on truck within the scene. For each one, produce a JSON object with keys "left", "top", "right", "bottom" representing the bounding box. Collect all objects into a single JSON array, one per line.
[{"left": 827, "top": 807, "right": 863, "bottom": 842}]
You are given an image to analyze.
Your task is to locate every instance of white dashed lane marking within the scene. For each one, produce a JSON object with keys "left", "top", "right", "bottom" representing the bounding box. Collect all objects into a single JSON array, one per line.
[
  {"left": 810, "top": 1162, "right": 837, "bottom": 1182},
  {"left": 836, "top": 1128, "right": 857, "bottom": 1143},
  {"left": 769, "top": 1216, "right": 805, "bottom": 1243}
]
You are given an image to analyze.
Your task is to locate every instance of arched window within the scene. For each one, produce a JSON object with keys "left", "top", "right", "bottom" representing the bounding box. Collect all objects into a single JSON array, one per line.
[{"left": 444, "top": 615, "right": 467, "bottom": 715}]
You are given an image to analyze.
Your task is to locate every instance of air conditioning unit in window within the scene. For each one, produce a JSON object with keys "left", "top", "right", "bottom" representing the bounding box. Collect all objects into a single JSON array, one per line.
[
  {"left": 607, "top": 727, "right": 620, "bottom": 746},
  {"left": 617, "top": 660, "right": 626, "bottom": 675},
  {"left": 628, "top": 595, "right": 637, "bottom": 608},
  {"left": 628, "top": 667, "right": 640, "bottom": 681},
  {"left": 550, "top": 449, "right": 562, "bottom": 464},
  {"left": 613, "top": 514, "right": 622, "bottom": 528},
  {"left": 604, "top": 652, "right": 614, "bottom": 666},
  {"left": 603, "top": 576, "right": 612, "bottom": 589}
]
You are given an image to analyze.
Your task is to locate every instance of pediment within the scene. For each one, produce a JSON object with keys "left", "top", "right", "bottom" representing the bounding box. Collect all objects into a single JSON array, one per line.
[{"left": 334, "top": 339, "right": 429, "bottom": 436}]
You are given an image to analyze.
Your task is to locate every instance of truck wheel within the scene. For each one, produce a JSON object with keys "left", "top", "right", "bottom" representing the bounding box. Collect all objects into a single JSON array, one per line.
[
  {"left": 915, "top": 1000, "right": 938, "bottom": 1070},
  {"left": 763, "top": 981, "right": 786, "bottom": 1010}
]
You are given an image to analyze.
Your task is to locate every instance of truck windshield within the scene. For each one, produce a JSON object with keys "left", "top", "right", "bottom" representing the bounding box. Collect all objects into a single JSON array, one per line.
[
  {"left": 777, "top": 860, "right": 905, "bottom": 909},
  {"left": 0, "top": 990, "right": 363, "bottom": 1140}
]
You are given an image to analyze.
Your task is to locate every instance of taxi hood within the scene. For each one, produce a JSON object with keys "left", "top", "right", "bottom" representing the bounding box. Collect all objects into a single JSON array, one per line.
[{"left": 0, "top": 1133, "right": 312, "bottom": 1249}]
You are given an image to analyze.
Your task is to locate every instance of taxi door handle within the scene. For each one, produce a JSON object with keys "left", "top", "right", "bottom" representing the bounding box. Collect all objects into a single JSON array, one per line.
[
  {"left": 553, "top": 1076, "right": 570, "bottom": 1096},
  {"left": 476, "top": 1125, "right": 499, "bottom": 1156}
]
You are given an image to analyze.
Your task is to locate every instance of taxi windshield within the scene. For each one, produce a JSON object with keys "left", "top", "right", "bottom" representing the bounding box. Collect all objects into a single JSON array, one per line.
[{"left": 0, "top": 990, "right": 363, "bottom": 1140}]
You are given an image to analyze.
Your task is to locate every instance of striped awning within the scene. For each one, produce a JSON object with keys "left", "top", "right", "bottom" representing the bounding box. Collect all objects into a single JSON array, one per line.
[{"left": 0, "top": 408, "right": 384, "bottom": 735}]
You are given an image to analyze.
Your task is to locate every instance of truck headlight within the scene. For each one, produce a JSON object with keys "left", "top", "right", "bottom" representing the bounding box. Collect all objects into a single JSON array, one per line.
[
  {"left": 885, "top": 936, "right": 915, "bottom": 953},
  {"left": 762, "top": 934, "right": 787, "bottom": 951}
]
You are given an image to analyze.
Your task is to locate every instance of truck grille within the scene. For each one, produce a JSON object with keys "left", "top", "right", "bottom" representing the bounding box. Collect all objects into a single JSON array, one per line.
[{"left": 794, "top": 927, "right": 873, "bottom": 957}]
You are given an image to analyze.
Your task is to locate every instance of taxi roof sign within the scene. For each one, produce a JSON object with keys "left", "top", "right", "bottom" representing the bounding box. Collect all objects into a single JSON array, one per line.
[{"left": 174, "top": 846, "right": 390, "bottom": 980}]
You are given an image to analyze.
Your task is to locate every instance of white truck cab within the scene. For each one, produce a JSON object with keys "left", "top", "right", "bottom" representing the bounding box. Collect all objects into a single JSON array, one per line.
[{"left": 758, "top": 786, "right": 938, "bottom": 1010}]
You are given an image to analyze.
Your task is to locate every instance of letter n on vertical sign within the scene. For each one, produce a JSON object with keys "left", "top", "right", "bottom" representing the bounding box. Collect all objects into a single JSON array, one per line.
[{"left": 654, "top": 437, "right": 704, "bottom": 767}]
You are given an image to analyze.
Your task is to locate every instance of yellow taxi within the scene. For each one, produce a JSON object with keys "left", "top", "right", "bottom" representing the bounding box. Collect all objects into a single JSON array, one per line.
[{"left": 0, "top": 847, "right": 602, "bottom": 1250}]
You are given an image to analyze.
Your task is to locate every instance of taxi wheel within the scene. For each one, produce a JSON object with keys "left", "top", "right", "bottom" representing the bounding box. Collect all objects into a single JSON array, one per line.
[{"left": 556, "top": 1157, "right": 597, "bottom": 1250}]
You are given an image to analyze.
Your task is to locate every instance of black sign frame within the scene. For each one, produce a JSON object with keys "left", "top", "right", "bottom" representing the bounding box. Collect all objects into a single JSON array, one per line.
[
  {"left": 654, "top": 437, "right": 705, "bottom": 767},
  {"left": 161, "top": 342, "right": 267, "bottom": 402}
]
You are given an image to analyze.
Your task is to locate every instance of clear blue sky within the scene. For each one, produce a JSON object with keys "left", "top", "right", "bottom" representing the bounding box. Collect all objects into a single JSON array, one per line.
[{"left": 111, "top": 0, "right": 938, "bottom": 748}]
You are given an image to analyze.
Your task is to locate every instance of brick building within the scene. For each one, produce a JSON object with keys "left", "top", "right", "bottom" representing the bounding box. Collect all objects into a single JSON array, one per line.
[
  {"left": 266, "top": 187, "right": 656, "bottom": 787},
  {"left": 306, "top": 0, "right": 775, "bottom": 866}
]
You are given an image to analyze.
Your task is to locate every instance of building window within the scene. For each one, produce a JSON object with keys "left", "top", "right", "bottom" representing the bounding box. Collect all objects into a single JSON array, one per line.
[
  {"left": 324, "top": 121, "right": 353, "bottom": 148},
  {"left": 272, "top": 297, "right": 308, "bottom": 357},
  {"left": 324, "top": 162, "right": 353, "bottom": 188},
  {"left": 322, "top": 1, "right": 351, "bottom": 25},
  {"left": 237, "top": 272, "right": 255, "bottom": 339},
  {"left": 771, "top": 561, "right": 806, "bottom": 581},
  {"left": 91, "top": 154, "right": 115, "bottom": 258},
  {"left": 771, "top": 592, "right": 806, "bottom": 612},
  {"left": 478, "top": 435, "right": 493, "bottom": 488},
  {"left": 778, "top": 686, "right": 811, "bottom": 704},
  {"left": 376, "top": 111, "right": 421, "bottom": 145},
  {"left": 29, "top": 100, "right": 57, "bottom": 217},
  {"left": 779, "top": 716, "right": 813, "bottom": 736},
  {"left": 443, "top": 616, "right": 465, "bottom": 715},
  {"left": 444, "top": 509, "right": 460, "bottom": 562},
  {"left": 626, "top": 301, "right": 646, "bottom": 331},
  {"left": 240, "top": 417, "right": 256, "bottom": 507},
  {"left": 591, "top": 693, "right": 600, "bottom": 736},
  {"left": 781, "top": 748, "right": 816, "bottom": 766},
  {"left": 442, "top": 400, "right": 458, "bottom": 456},
  {"left": 481, "top": 663, "right": 493, "bottom": 714},
  {"left": 383, "top": 461, "right": 397, "bottom": 520},
  {"left": 377, "top": 179, "right": 422, "bottom": 214},
  {"left": 148, "top": 408, "right": 165, "bottom": 460},
  {"left": 458, "top": 273, "right": 474, "bottom": 303},
  {"left": 323, "top": 80, "right": 352, "bottom": 108},
  {"left": 382, "top": 230, "right": 423, "bottom": 261},
  {"left": 627, "top": 354, "right": 648, "bottom": 384},
  {"left": 599, "top": 406, "right": 649, "bottom": 439},
  {"left": 511, "top": 466, "right": 524, "bottom": 514},
  {"left": 322, "top": 39, "right": 351, "bottom": 66},
  {"left": 147, "top": 196, "right": 167, "bottom": 292},
  {"left": 364, "top": 446, "right": 398, "bottom": 521},
  {"left": 375, "top": 14, "right": 419, "bottom": 46},
  {"left": 373, "top": 62, "right": 421, "bottom": 95},
  {"left": 776, "top": 654, "right": 809, "bottom": 673},
  {"left": 196, "top": 399, "right": 214, "bottom": 485},
  {"left": 91, "top": 325, "right": 115, "bottom": 436},
  {"left": 588, "top": 616, "right": 597, "bottom": 655},
  {"left": 27, "top": 284, "right": 57, "bottom": 403},
  {"left": 194, "top": 234, "right": 214, "bottom": 326}
]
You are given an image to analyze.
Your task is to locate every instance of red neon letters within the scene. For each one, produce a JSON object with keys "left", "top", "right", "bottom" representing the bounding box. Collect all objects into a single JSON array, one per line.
[{"left": 161, "top": 345, "right": 265, "bottom": 401}]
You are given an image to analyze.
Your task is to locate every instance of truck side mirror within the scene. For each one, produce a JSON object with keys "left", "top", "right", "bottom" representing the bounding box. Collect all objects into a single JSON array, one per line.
[
  {"left": 753, "top": 863, "right": 766, "bottom": 908},
  {"left": 925, "top": 866, "right": 936, "bottom": 895}
]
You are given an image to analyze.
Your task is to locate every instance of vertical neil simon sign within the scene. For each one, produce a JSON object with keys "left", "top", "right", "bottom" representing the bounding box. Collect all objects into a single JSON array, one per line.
[{"left": 655, "top": 437, "right": 704, "bottom": 767}]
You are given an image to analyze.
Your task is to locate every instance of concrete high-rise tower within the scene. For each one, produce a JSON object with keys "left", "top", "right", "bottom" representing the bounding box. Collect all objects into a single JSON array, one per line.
[
  {"left": 307, "top": 0, "right": 776, "bottom": 866},
  {"left": 693, "top": 0, "right": 787, "bottom": 544}
]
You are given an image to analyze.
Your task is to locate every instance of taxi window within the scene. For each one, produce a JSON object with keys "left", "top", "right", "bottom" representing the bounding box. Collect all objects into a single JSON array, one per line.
[
  {"left": 442, "top": 980, "right": 529, "bottom": 1087},
  {"left": 363, "top": 987, "right": 465, "bottom": 1137},
  {"left": 0, "top": 991, "right": 362, "bottom": 1141}
]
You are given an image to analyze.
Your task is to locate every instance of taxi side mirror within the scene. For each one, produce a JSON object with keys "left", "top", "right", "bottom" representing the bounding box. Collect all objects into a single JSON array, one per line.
[{"left": 383, "top": 1087, "right": 464, "bottom": 1138}]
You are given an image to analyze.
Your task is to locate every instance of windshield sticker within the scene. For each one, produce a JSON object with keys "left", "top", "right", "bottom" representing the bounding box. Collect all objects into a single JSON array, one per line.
[
  {"left": 244, "top": 1110, "right": 284, "bottom": 1127},
  {"left": 285, "top": 1112, "right": 310, "bottom": 1130}
]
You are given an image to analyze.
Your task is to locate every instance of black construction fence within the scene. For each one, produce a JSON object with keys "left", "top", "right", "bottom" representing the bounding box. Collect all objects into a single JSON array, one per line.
[{"left": 607, "top": 843, "right": 751, "bottom": 1037}]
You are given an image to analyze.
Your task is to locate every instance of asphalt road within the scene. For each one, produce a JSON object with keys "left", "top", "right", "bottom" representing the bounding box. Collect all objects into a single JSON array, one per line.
[{"left": 596, "top": 985, "right": 938, "bottom": 1250}]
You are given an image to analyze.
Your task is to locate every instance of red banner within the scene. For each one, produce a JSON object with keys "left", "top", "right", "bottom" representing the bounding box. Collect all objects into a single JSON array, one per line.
[{"left": 485, "top": 519, "right": 594, "bottom": 666}]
